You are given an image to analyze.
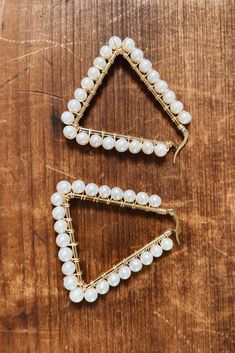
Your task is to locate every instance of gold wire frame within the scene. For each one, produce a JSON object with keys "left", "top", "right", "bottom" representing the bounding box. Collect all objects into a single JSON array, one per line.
[
  {"left": 70, "top": 47, "right": 189, "bottom": 164},
  {"left": 60, "top": 189, "right": 180, "bottom": 289}
]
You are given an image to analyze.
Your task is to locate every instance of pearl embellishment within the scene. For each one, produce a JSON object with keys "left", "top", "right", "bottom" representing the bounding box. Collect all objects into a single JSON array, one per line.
[
  {"left": 178, "top": 111, "right": 192, "bottom": 124},
  {"left": 64, "top": 275, "right": 78, "bottom": 290},
  {"left": 60, "top": 36, "right": 191, "bottom": 167},
  {"left": 85, "top": 183, "right": 99, "bottom": 196},
  {"left": 93, "top": 56, "right": 107, "bottom": 69},
  {"left": 140, "top": 251, "right": 153, "bottom": 265},
  {"left": 107, "top": 272, "right": 120, "bottom": 286},
  {"left": 139, "top": 59, "right": 152, "bottom": 74},
  {"left": 52, "top": 178, "right": 174, "bottom": 303},
  {"left": 108, "top": 36, "right": 122, "bottom": 49},
  {"left": 57, "top": 180, "right": 71, "bottom": 194},
  {"left": 81, "top": 77, "right": 94, "bottom": 91},
  {"left": 62, "top": 261, "right": 76, "bottom": 275},
  {"left": 122, "top": 37, "right": 135, "bottom": 52},
  {"left": 67, "top": 99, "right": 81, "bottom": 113},
  {"left": 76, "top": 132, "right": 89, "bottom": 145},
  {"left": 89, "top": 134, "right": 103, "bottom": 148},
  {"left": 61, "top": 111, "right": 74, "bottom": 125},
  {"left": 74, "top": 88, "right": 87, "bottom": 101},
  {"left": 115, "top": 138, "right": 129, "bottom": 152},
  {"left": 63, "top": 126, "right": 77, "bottom": 140},
  {"left": 100, "top": 45, "right": 112, "bottom": 59},
  {"left": 69, "top": 287, "right": 84, "bottom": 303},
  {"left": 84, "top": 287, "right": 98, "bottom": 302},
  {"left": 96, "top": 280, "right": 109, "bottom": 294}
]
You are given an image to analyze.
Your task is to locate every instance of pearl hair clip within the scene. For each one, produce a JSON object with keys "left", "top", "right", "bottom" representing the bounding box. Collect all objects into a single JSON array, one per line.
[
  {"left": 51, "top": 179, "right": 180, "bottom": 303},
  {"left": 61, "top": 36, "right": 191, "bottom": 163}
]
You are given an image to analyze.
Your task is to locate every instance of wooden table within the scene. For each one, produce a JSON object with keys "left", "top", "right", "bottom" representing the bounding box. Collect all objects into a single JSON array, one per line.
[{"left": 0, "top": 1, "right": 234, "bottom": 352}]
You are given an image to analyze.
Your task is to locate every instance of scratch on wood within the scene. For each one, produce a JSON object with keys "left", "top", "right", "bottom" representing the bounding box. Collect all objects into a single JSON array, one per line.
[
  {"left": 0, "top": 66, "right": 30, "bottom": 90},
  {"left": 46, "top": 164, "right": 77, "bottom": 179},
  {"left": 19, "top": 90, "right": 62, "bottom": 100}
]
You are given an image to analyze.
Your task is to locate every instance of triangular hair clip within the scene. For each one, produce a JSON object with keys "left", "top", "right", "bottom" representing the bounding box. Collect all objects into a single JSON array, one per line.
[
  {"left": 61, "top": 36, "right": 191, "bottom": 164},
  {"left": 51, "top": 179, "right": 180, "bottom": 303}
]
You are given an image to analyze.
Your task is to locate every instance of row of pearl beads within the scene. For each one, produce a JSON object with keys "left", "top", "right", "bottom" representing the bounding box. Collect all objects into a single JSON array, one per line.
[
  {"left": 63, "top": 36, "right": 191, "bottom": 125},
  {"left": 122, "top": 37, "right": 191, "bottom": 124},
  {"left": 51, "top": 179, "right": 162, "bottom": 207},
  {"left": 69, "top": 236, "right": 174, "bottom": 303},
  {"left": 63, "top": 128, "right": 169, "bottom": 157}
]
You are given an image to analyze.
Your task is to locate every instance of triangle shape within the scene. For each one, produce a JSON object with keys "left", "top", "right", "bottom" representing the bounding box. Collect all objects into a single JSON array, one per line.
[
  {"left": 51, "top": 179, "right": 179, "bottom": 303},
  {"left": 61, "top": 36, "right": 191, "bottom": 163}
]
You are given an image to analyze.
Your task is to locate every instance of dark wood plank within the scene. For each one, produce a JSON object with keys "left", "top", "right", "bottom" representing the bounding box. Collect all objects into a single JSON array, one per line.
[{"left": 0, "top": 0, "right": 234, "bottom": 352}]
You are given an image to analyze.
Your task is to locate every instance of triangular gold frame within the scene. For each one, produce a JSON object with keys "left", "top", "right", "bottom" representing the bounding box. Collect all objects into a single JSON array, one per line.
[
  {"left": 61, "top": 37, "right": 191, "bottom": 163},
  {"left": 51, "top": 179, "right": 179, "bottom": 303}
]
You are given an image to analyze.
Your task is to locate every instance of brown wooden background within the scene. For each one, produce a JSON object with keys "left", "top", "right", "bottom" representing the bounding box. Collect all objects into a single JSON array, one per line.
[{"left": 0, "top": 0, "right": 234, "bottom": 352}]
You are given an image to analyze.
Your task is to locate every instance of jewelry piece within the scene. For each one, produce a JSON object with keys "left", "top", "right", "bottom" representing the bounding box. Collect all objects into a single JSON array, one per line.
[
  {"left": 61, "top": 36, "right": 191, "bottom": 163},
  {"left": 51, "top": 179, "right": 180, "bottom": 303}
]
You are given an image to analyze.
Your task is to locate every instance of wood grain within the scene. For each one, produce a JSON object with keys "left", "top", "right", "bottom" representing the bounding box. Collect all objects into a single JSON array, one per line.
[{"left": 0, "top": 0, "right": 234, "bottom": 352}]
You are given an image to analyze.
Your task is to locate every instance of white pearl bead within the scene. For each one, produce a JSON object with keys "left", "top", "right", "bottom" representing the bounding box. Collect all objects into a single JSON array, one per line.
[
  {"left": 123, "top": 189, "right": 136, "bottom": 203},
  {"left": 178, "top": 111, "right": 192, "bottom": 124},
  {"left": 57, "top": 180, "right": 71, "bottom": 194},
  {"left": 163, "top": 90, "right": 176, "bottom": 104},
  {"left": 140, "top": 251, "right": 153, "bottom": 265},
  {"left": 85, "top": 183, "right": 99, "bottom": 196},
  {"left": 52, "top": 206, "right": 66, "bottom": 220},
  {"left": 154, "top": 80, "right": 168, "bottom": 94},
  {"left": 118, "top": 265, "right": 131, "bottom": 280},
  {"left": 130, "top": 48, "right": 144, "bottom": 63},
  {"left": 129, "top": 139, "right": 142, "bottom": 154},
  {"left": 149, "top": 194, "right": 161, "bottom": 207},
  {"left": 69, "top": 286, "right": 84, "bottom": 303},
  {"left": 63, "top": 126, "right": 77, "bottom": 140},
  {"left": 111, "top": 187, "right": 123, "bottom": 200},
  {"left": 72, "top": 180, "right": 85, "bottom": 194},
  {"left": 122, "top": 37, "right": 135, "bottom": 52},
  {"left": 107, "top": 272, "right": 120, "bottom": 286},
  {"left": 102, "top": 136, "right": 115, "bottom": 150},
  {"left": 67, "top": 99, "right": 81, "bottom": 113},
  {"left": 139, "top": 59, "right": 152, "bottom": 74},
  {"left": 96, "top": 279, "right": 109, "bottom": 294},
  {"left": 81, "top": 77, "right": 94, "bottom": 91},
  {"left": 170, "top": 101, "right": 184, "bottom": 114},
  {"left": 54, "top": 219, "right": 67, "bottom": 233},
  {"left": 147, "top": 70, "right": 160, "bottom": 84},
  {"left": 62, "top": 261, "right": 76, "bottom": 275},
  {"left": 93, "top": 56, "right": 107, "bottom": 69},
  {"left": 74, "top": 88, "right": 87, "bottom": 102},
  {"left": 61, "top": 111, "right": 74, "bottom": 125},
  {"left": 76, "top": 132, "right": 89, "bottom": 145},
  {"left": 108, "top": 36, "right": 122, "bottom": 49},
  {"left": 136, "top": 192, "right": 149, "bottom": 205},
  {"left": 129, "top": 258, "right": 142, "bottom": 272},
  {"left": 58, "top": 247, "right": 73, "bottom": 262},
  {"left": 89, "top": 134, "right": 102, "bottom": 148},
  {"left": 142, "top": 140, "right": 154, "bottom": 155},
  {"left": 154, "top": 143, "right": 168, "bottom": 157},
  {"left": 84, "top": 287, "right": 98, "bottom": 302},
  {"left": 56, "top": 233, "right": 70, "bottom": 247},
  {"left": 160, "top": 237, "right": 173, "bottom": 251},
  {"left": 64, "top": 275, "right": 78, "bottom": 290},
  {"left": 88, "top": 66, "right": 100, "bottom": 81},
  {"left": 100, "top": 45, "right": 112, "bottom": 59},
  {"left": 51, "top": 192, "right": 63, "bottom": 206},
  {"left": 115, "top": 138, "right": 129, "bottom": 152},
  {"left": 150, "top": 244, "right": 163, "bottom": 257},
  {"left": 99, "top": 185, "right": 111, "bottom": 198}
]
